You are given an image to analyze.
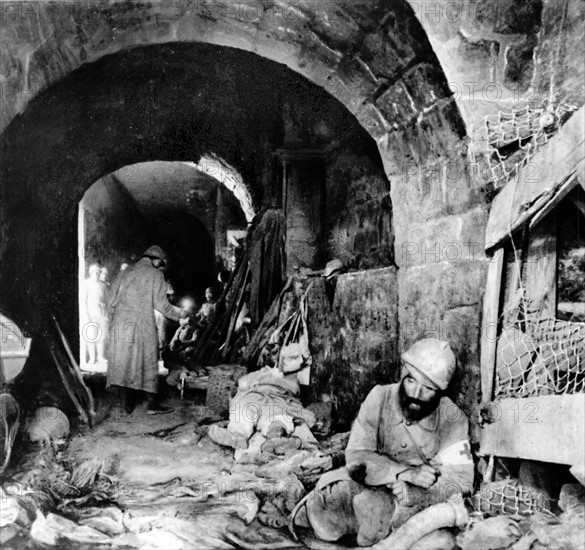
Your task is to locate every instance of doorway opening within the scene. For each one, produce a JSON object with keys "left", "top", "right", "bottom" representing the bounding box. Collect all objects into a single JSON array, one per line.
[{"left": 77, "top": 161, "right": 250, "bottom": 372}]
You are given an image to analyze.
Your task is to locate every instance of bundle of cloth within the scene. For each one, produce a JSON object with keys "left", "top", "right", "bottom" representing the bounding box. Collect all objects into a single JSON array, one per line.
[{"left": 208, "top": 366, "right": 317, "bottom": 459}]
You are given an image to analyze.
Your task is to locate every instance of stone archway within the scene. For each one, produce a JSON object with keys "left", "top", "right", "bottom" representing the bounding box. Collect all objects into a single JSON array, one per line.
[{"left": 0, "top": 1, "right": 486, "bottom": 415}]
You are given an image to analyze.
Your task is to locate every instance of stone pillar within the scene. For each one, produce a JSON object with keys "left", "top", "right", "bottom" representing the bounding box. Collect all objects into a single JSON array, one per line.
[
  {"left": 375, "top": 103, "right": 489, "bottom": 431},
  {"left": 276, "top": 149, "right": 326, "bottom": 273}
]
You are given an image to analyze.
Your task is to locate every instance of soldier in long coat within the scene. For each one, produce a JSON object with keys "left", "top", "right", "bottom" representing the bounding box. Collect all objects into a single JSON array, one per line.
[{"left": 107, "top": 246, "right": 182, "bottom": 414}]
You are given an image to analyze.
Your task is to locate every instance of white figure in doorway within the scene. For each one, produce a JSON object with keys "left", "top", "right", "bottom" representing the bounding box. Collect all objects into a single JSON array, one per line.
[{"left": 82, "top": 263, "right": 108, "bottom": 364}]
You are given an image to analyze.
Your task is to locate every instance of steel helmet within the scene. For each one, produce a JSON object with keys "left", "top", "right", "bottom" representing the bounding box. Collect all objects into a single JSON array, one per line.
[
  {"left": 143, "top": 245, "right": 167, "bottom": 265},
  {"left": 401, "top": 338, "right": 456, "bottom": 390}
]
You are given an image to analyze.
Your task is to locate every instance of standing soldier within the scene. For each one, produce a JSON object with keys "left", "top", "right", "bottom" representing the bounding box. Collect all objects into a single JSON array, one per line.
[{"left": 107, "top": 246, "right": 183, "bottom": 414}]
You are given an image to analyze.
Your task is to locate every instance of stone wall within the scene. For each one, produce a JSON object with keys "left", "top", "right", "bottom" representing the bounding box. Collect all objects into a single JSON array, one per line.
[
  {"left": 1, "top": 0, "right": 561, "bottom": 431},
  {"left": 383, "top": 103, "right": 489, "bottom": 427},
  {"left": 307, "top": 269, "right": 400, "bottom": 429},
  {"left": 0, "top": 43, "right": 361, "bottom": 335},
  {"left": 326, "top": 137, "right": 394, "bottom": 270},
  {"left": 82, "top": 173, "right": 149, "bottom": 279},
  {"left": 411, "top": 0, "right": 585, "bottom": 128},
  {"left": 285, "top": 158, "right": 326, "bottom": 271}
]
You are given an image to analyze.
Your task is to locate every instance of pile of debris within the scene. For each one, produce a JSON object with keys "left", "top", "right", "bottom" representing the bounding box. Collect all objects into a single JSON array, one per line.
[{"left": 1, "top": 444, "right": 119, "bottom": 546}]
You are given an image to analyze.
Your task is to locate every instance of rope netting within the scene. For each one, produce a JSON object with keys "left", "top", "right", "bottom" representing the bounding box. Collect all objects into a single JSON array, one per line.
[
  {"left": 469, "top": 103, "right": 577, "bottom": 191},
  {"left": 495, "top": 316, "right": 585, "bottom": 398},
  {"left": 473, "top": 479, "right": 553, "bottom": 516}
]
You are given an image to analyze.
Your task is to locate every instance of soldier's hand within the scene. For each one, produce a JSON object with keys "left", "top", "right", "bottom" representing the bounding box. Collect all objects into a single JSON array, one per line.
[
  {"left": 397, "top": 465, "right": 439, "bottom": 489},
  {"left": 390, "top": 480, "right": 428, "bottom": 507}
]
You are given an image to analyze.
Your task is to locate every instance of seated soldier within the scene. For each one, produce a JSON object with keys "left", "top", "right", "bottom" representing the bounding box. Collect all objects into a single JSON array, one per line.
[
  {"left": 196, "top": 286, "right": 218, "bottom": 328},
  {"left": 291, "top": 338, "right": 474, "bottom": 547},
  {"left": 168, "top": 314, "right": 198, "bottom": 358}
]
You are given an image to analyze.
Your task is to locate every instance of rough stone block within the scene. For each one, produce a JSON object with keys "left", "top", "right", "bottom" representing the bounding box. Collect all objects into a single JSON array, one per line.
[
  {"left": 335, "top": 55, "right": 380, "bottom": 104},
  {"left": 297, "top": 28, "right": 344, "bottom": 69},
  {"left": 294, "top": 0, "right": 364, "bottom": 53},
  {"left": 394, "top": 205, "right": 489, "bottom": 268},
  {"left": 398, "top": 260, "right": 487, "bottom": 322},
  {"left": 359, "top": 29, "right": 408, "bottom": 79},
  {"left": 376, "top": 80, "right": 418, "bottom": 126},
  {"left": 355, "top": 102, "right": 389, "bottom": 140},
  {"left": 383, "top": 11, "right": 421, "bottom": 62},
  {"left": 323, "top": 73, "right": 360, "bottom": 114},
  {"left": 388, "top": 143, "right": 480, "bottom": 227},
  {"left": 491, "top": 0, "right": 543, "bottom": 36},
  {"left": 403, "top": 63, "right": 452, "bottom": 109},
  {"left": 336, "top": 3, "right": 394, "bottom": 34},
  {"left": 327, "top": 194, "right": 394, "bottom": 270},
  {"left": 326, "top": 139, "right": 390, "bottom": 216},
  {"left": 504, "top": 39, "right": 536, "bottom": 91}
]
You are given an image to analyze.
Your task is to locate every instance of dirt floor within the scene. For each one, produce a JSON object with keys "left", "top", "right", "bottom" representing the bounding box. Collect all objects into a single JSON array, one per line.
[
  {"left": 4, "top": 376, "right": 311, "bottom": 549},
  {"left": 4, "top": 376, "right": 584, "bottom": 550}
]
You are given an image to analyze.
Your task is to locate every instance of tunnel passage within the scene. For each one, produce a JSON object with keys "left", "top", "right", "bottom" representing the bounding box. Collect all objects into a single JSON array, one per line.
[
  {"left": 0, "top": 19, "right": 481, "bottom": 418},
  {"left": 82, "top": 161, "right": 249, "bottom": 298},
  {"left": 0, "top": 42, "right": 395, "bottom": 340},
  {"left": 78, "top": 160, "right": 249, "bottom": 368}
]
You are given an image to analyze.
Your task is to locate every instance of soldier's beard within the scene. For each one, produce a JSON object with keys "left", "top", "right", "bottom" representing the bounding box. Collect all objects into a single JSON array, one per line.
[{"left": 398, "top": 381, "right": 441, "bottom": 421}]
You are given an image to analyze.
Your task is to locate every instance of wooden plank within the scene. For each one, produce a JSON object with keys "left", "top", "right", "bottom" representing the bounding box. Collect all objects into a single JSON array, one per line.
[
  {"left": 525, "top": 213, "right": 557, "bottom": 317},
  {"left": 53, "top": 316, "right": 95, "bottom": 422},
  {"left": 529, "top": 175, "right": 579, "bottom": 230},
  {"left": 501, "top": 233, "right": 526, "bottom": 321},
  {"left": 221, "top": 267, "right": 250, "bottom": 360},
  {"left": 480, "top": 248, "right": 504, "bottom": 401},
  {"left": 480, "top": 395, "right": 585, "bottom": 465}
]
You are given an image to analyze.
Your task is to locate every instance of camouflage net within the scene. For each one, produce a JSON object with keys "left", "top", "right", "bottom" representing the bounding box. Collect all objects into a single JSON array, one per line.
[
  {"left": 469, "top": 103, "right": 577, "bottom": 191},
  {"left": 473, "top": 479, "right": 553, "bottom": 516},
  {"left": 495, "top": 316, "right": 585, "bottom": 398}
]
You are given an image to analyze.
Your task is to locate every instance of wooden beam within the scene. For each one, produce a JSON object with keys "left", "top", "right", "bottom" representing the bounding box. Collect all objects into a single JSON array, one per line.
[
  {"left": 49, "top": 344, "right": 90, "bottom": 425},
  {"left": 480, "top": 395, "right": 585, "bottom": 465},
  {"left": 528, "top": 175, "right": 578, "bottom": 230},
  {"left": 480, "top": 248, "right": 504, "bottom": 402}
]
